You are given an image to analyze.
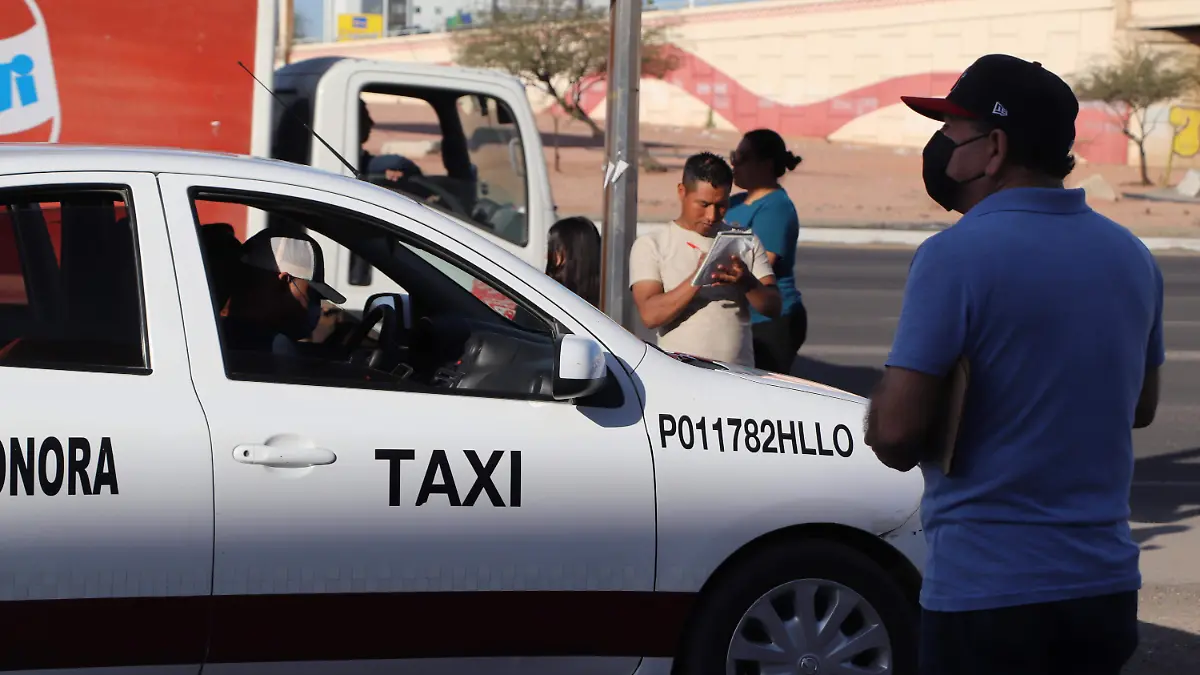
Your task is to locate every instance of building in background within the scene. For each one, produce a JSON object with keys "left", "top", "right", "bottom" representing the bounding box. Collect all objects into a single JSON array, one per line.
[
  {"left": 316, "top": 0, "right": 491, "bottom": 38},
  {"left": 290, "top": 0, "right": 1200, "bottom": 170},
  {"left": 304, "top": 0, "right": 615, "bottom": 40}
]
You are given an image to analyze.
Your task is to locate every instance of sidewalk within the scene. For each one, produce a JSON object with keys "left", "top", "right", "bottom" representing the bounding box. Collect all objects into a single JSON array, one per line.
[
  {"left": 621, "top": 222, "right": 1200, "bottom": 254},
  {"left": 554, "top": 117, "right": 1200, "bottom": 240}
]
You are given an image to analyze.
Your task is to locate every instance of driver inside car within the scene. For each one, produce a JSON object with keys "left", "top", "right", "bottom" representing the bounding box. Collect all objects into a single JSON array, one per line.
[{"left": 220, "top": 228, "right": 347, "bottom": 357}]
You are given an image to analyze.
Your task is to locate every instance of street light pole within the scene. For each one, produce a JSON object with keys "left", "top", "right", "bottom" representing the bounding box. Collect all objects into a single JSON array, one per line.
[{"left": 599, "top": 0, "right": 642, "bottom": 331}]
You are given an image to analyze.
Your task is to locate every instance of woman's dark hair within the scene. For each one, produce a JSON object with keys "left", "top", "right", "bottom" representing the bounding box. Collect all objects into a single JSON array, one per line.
[
  {"left": 546, "top": 216, "right": 602, "bottom": 308},
  {"left": 742, "top": 129, "right": 802, "bottom": 178}
]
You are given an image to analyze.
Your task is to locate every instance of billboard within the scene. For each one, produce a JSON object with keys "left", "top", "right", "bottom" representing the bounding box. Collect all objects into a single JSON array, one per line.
[{"left": 337, "top": 13, "right": 384, "bottom": 41}]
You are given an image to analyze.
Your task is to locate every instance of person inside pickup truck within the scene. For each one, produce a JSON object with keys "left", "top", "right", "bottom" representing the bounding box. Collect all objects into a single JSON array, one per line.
[{"left": 220, "top": 228, "right": 346, "bottom": 357}]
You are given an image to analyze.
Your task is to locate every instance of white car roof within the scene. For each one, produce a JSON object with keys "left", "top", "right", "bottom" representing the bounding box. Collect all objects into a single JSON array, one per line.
[
  {"left": 0, "top": 143, "right": 355, "bottom": 184},
  {"left": 0, "top": 143, "right": 647, "bottom": 358}
]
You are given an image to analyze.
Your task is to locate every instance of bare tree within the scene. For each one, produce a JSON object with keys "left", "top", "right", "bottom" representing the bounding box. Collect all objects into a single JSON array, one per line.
[
  {"left": 452, "top": 0, "right": 679, "bottom": 170},
  {"left": 1073, "top": 42, "right": 1199, "bottom": 186}
]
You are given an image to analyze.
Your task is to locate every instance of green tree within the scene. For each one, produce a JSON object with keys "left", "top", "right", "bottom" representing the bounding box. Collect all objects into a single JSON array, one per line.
[
  {"left": 1073, "top": 42, "right": 1198, "bottom": 186},
  {"left": 452, "top": 0, "right": 679, "bottom": 170}
]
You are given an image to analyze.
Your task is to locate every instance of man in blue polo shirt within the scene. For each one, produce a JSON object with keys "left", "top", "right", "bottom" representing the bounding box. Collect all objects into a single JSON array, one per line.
[{"left": 865, "top": 54, "right": 1164, "bottom": 675}]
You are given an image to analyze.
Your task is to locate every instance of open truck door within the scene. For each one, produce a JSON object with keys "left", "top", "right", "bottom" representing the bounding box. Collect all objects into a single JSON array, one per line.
[{"left": 269, "top": 56, "right": 555, "bottom": 311}]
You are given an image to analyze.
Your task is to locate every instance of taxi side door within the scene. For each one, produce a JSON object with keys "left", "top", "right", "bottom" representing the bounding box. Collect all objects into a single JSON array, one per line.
[
  {"left": 0, "top": 172, "right": 214, "bottom": 673},
  {"left": 157, "top": 173, "right": 659, "bottom": 675}
]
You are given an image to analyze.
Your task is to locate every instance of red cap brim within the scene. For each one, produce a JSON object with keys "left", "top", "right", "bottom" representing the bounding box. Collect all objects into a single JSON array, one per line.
[{"left": 900, "top": 96, "right": 976, "bottom": 121}]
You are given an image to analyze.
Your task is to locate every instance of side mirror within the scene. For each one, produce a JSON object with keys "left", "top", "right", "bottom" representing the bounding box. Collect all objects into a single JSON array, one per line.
[{"left": 551, "top": 335, "right": 607, "bottom": 401}]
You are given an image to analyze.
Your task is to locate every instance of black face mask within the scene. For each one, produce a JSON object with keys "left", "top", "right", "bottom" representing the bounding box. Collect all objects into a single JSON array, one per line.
[{"left": 922, "top": 131, "right": 989, "bottom": 212}]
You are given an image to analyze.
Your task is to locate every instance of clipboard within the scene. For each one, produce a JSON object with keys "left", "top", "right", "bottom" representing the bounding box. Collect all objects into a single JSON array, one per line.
[
  {"left": 691, "top": 230, "right": 755, "bottom": 287},
  {"left": 928, "top": 356, "right": 970, "bottom": 475}
]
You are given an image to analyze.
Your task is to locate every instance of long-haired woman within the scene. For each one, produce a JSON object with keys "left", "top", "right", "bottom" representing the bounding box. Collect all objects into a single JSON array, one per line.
[{"left": 546, "top": 216, "right": 602, "bottom": 308}]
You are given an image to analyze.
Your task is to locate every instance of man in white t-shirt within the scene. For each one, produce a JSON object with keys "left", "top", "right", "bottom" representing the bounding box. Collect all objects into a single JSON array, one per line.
[{"left": 630, "top": 152, "right": 781, "bottom": 366}]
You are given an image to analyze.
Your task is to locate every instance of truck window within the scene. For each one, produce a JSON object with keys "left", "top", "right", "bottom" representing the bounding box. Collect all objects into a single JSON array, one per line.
[
  {"left": 0, "top": 189, "right": 147, "bottom": 373},
  {"left": 357, "top": 89, "right": 530, "bottom": 249},
  {"left": 458, "top": 94, "right": 529, "bottom": 247}
]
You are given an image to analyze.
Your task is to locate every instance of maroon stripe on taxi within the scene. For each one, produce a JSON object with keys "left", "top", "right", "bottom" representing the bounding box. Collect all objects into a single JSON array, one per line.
[
  {"left": 0, "top": 596, "right": 210, "bottom": 671},
  {"left": 0, "top": 591, "right": 697, "bottom": 671}
]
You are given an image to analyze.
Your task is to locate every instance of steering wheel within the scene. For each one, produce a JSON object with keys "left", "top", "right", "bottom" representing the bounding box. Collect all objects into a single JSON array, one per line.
[
  {"left": 344, "top": 303, "right": 401, "bottom": 371},
  {"left": 397, "top": 176, "right": 473, "bottom": 220}
]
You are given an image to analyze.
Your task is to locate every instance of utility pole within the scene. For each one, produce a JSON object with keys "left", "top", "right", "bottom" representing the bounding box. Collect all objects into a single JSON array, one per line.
[
  {"left": 279, "top": 0, "right": 296, "bottom": 64},
  {"left": 599, "top": 0, "right": 642, "bottom": 330}
]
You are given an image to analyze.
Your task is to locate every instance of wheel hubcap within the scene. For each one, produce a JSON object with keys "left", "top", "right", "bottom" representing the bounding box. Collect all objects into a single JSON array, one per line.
[{"left": 725, "top": 578, "right": 893, "bottom": 675}]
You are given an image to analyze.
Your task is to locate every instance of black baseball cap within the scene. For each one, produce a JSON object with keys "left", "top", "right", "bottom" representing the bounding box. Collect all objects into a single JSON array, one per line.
[{"left": 901, "top": 54, "right": 1079, "bottom": 161}]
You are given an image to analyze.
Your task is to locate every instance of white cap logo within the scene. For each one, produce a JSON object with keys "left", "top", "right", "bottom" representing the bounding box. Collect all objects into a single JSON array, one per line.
[
  {"left": 992, "top": 102, "right": 1009, "bottom": 117},
  {"left": 0, "top": 0, "right": 61, "bottom": 142}
]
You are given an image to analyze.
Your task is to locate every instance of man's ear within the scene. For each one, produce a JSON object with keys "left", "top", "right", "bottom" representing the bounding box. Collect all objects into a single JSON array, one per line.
[
  {"left": 986, "top": 128, "right": 1008, "bottom": 177},
  {"left": 677, "top": 183, "right": 687, "bottom": 200}
]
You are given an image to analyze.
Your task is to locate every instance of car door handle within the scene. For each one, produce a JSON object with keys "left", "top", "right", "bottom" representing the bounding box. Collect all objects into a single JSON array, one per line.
[{"left": 233, "top": 444, "right": 337, "bottom": 468}]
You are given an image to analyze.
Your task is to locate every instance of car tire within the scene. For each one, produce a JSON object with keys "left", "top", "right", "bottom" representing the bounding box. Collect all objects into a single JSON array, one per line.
[{"left": 676, "top": 538, "right": 919, "bottom": 675}]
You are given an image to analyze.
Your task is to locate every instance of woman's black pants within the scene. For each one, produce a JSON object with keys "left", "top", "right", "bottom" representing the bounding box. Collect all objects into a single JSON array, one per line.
[{"left": 751, "top": 304, "right": 808, "bottom": 374}]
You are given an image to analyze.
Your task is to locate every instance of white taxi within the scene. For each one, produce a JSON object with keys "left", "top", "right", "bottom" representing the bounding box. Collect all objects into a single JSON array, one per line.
[{"left": 0, "top": 145, "right": 925, "bottom": 675}]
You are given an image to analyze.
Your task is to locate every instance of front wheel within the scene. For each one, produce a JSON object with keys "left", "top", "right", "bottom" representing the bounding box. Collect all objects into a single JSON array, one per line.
[{"left": 677, "top": 539, "right": 919, "bottom": 675}]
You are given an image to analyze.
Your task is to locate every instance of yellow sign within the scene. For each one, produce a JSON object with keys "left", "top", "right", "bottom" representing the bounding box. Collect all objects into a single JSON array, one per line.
[
  {"left": 337, "top": 13, "right": 383, "bottom": 41},
  {"left": 1170, "top": 105, "right": 1200, "bottom": 158}
]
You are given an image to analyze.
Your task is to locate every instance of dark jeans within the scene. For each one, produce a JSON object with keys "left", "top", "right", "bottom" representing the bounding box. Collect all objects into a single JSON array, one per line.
[
  {"left": 920, "top": 590, "right": 1139, "bottom": 675},
  {"left": 751, "top": 304, "right": 808, "bottom": 374}
]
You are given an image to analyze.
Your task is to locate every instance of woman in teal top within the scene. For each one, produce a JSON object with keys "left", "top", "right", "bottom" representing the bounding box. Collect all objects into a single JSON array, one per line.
[{"left": 727, "top": 129, "right": 807, "bottom": 373}]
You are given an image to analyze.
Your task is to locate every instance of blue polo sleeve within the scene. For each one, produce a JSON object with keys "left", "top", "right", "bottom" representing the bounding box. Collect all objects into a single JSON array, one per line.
[
  {"left": 751, "top": 198, "right": 800, "bottom": 258},
  {"left": 1147, "top": 261, "right": 1165, "bottom": 369},
  {"left": 885, "top": 235, "right": 968, "bottom": 377}
]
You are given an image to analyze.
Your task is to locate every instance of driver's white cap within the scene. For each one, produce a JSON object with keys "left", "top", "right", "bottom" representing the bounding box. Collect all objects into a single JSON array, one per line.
[{"left": 241, "top": 228, "right": 347, "bottom": 305}]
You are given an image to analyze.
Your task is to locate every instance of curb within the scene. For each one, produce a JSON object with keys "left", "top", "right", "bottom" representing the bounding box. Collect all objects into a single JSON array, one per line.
[{"left": 608, "top": 222, "right": 1200, "bottom": 254}]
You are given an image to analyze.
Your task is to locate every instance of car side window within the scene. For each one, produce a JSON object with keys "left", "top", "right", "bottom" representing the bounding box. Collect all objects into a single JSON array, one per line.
[
  {"left": 0, "top": 187, "right": 147, "bottom": 373},
  {"left": 190, "top": 192, "right": 563, "bottom": 401}
]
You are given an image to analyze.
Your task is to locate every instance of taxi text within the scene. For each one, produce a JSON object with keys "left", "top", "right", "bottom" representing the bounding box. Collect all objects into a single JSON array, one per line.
[{"left": 375, "top": 449, "right": 522, "bottom": 507}]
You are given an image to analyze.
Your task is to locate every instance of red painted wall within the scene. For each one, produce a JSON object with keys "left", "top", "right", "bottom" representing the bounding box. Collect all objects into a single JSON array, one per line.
[{"left": 565, "top": 46, "right": 1129, "bottom": 165}]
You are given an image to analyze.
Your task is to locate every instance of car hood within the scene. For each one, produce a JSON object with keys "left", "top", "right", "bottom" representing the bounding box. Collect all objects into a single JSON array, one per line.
[
  {"left": 659, "top": 350, "right": 865, "bottom": 403},
  {"left": 721, "top": 363, "right": 867, "bottom": 403}
]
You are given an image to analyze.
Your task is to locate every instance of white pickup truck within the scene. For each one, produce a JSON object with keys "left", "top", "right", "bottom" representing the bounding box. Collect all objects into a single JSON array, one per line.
[
  {"left": 0, "top": 144, "right": 925, "bottom": 675},
  {"left": 271, "top": 56, "right": 560, "bottom": 310}
]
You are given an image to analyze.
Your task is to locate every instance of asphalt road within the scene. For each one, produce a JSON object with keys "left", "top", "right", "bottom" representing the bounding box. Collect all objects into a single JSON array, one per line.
[{"left": 789, "top": 245, "right": 1200, "bottom": 469}]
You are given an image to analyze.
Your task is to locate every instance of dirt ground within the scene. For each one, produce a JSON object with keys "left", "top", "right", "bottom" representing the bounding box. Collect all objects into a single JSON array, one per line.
[{"left": 365, "top": 102, "right": 1200, "bottom": 237}]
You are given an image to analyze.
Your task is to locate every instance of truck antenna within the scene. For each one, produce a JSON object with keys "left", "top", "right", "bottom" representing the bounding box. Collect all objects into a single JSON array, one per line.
[{"left": 236, "top": 60, "right": 363, "bottom": 180}]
